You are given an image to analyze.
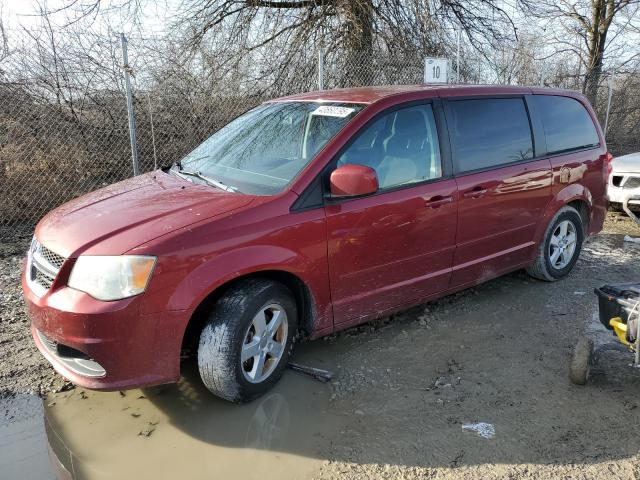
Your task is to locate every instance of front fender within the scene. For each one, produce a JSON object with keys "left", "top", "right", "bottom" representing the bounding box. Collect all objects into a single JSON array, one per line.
[{"left": 165, "top": 244, "right": 332, "bottom": 334}]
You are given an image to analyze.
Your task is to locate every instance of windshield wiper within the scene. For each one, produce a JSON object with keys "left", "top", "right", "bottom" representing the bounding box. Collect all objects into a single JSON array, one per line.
[{"left": 172, "top": 164, "right": 237, "bottom": 193}]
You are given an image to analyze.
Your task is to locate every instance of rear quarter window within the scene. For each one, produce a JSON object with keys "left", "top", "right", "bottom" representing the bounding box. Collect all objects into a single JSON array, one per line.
[
  {"left": 447, "top": 98, "right": 534, "bottom": 173},
  {"left": 531, "top": 95, "right": 600, "bottom": 154}
]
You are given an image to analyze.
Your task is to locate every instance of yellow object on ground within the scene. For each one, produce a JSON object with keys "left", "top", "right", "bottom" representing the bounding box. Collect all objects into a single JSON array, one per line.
[{"left": 609, "top": 317, "right": 633, "bottom": 347}]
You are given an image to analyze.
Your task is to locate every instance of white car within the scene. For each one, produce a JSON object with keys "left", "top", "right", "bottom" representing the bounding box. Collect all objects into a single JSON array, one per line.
[{"left": 609, "top": 152, "right": 640, "bottom": 209}]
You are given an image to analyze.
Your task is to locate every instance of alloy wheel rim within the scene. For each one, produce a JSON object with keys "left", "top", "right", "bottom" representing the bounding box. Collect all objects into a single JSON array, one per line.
[
  {"left": 241, "top": 304, "right": 288, "bottom": 384},
  {"left": 549, "top": 220, "right": 577, "bottom": 270}
]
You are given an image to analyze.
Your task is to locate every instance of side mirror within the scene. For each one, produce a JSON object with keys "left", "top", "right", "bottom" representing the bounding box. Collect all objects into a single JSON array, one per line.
[{"left": 329, "top": 164, "right": 378, "bottom": 198}]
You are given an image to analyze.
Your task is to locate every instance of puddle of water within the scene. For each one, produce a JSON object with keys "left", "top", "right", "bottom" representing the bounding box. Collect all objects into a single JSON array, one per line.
[
  {"left": 0, "top": 394, "right": 56, "bottom": 480},
  {"left": 3, "top": 345, "right": 343, "bottom": 480}
]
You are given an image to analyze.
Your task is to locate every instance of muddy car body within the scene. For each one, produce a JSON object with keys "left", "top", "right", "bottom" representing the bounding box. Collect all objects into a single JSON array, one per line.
[{"left": 23, "top": 85, "right": 610, "bottom": 402}]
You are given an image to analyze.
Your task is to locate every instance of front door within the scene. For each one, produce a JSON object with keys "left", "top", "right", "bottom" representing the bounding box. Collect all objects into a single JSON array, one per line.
[{"left": 324, "top": 102, "right": 458, "bottom": 327}]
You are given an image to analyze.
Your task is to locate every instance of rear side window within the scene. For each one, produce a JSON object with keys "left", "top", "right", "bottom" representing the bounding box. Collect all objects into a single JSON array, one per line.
[
  {"left": 447, "top": 98, "right": 534, "bottom": 173},
  {"left": 531, "top": 95, "right": 600, "bottom": 154}
]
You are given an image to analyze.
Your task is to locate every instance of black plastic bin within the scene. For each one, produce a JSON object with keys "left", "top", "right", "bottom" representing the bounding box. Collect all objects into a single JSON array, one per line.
[{"left": 595, "top": 283, "right": 640, "bottom": 329}]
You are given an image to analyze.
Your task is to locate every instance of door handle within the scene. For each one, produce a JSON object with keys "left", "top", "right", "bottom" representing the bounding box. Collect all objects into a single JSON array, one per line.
[
  {"left": 425, "top": 195, "right": 453, "bottom": 208},
  {"left": 462, "top": 186, "right": 487, "bottom": 199}
]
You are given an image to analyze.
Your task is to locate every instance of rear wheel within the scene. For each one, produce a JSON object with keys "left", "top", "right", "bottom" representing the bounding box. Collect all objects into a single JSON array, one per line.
[
  {"left": 526, "top": 206, "right": 584, "bottom": 281},
  {"left": 197, "top": 279, "right": 297, "bottom": 403}
]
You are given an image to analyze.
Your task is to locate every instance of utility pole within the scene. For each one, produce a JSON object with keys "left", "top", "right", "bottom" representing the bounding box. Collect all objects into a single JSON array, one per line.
[{"left": 120, "top": 33, "right": 140, "bottom": 176}]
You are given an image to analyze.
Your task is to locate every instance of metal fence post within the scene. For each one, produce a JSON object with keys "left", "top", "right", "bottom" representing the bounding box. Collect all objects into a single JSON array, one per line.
[
  {"left": 456, "top": 27, "right": 461, "bottom": 83},
  {"left": 146, "top": 92, "right": 158, "bottom": 170},
  {"left": 318, "top": 47, "right": 325, "bottom": 91},
  {"left": 604, "top": 72, "right": 615, "bottom": 139},
  {"left": 120, "top": 33, "right": 140, "bottom": 176}
]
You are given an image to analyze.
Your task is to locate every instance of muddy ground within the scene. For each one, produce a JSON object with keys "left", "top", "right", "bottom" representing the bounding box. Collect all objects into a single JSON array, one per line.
[
  {"left": 1, "top": 212, "right": 640, "bottom": 479},
  {"left": 0, "top": 230, "right": 72, "bottom": 396}
]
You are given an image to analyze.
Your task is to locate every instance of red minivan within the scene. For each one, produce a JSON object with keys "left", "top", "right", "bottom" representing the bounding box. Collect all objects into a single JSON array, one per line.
[{"left": 23, "top": 85, "right": 610, "bottom": 402}]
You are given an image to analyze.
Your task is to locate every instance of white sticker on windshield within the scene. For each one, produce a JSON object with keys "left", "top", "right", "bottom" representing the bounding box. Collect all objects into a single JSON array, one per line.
[{"left": 311, "top": 105, "right": 355, "bottom": 118}]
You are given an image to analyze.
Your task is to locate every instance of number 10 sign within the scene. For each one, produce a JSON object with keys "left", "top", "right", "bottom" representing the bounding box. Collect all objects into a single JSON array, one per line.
[{"left": 424, "top": 58, "right": 449, "bottom": 84}]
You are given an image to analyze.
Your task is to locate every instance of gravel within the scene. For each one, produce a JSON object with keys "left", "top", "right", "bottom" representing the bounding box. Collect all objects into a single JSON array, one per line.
[{"left": 309, "top": 211, "right": 640, "bottom": 480}]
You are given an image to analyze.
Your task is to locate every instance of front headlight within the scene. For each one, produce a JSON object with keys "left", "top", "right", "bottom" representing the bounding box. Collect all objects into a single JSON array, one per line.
[{"left": 68, "top": 256, "right": 157, "bottom": 301}]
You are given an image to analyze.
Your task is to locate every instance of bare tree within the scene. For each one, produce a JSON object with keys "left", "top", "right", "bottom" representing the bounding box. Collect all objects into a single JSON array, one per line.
[
  {"left": 521, "top": 0, "right": 640, "bottom": 109},
  {"left": 177, "top": 0, "right": 518, "bottom": 86},
  {"left": 0, "top": 11, "right": 10, "bottom": 78},
  {"left": 45, "top": 0, "right": 517, "bottom": 87}
]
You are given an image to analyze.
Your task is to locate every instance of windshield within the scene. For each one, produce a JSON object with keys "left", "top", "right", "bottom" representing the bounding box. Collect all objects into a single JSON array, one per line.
[{"left": 173, "top": 102, "right": 365, "bottom": 195}]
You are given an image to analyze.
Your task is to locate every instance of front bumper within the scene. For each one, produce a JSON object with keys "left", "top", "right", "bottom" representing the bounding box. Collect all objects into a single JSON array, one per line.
[
  {"left": 608, "top": 173, "right": 640, "bottom": 204},
  {"left": 34, "top": 327, "right": 107, "bottom": 377},
  {"left": 22, "top": 264, "right": 189, "bottom": 391}
]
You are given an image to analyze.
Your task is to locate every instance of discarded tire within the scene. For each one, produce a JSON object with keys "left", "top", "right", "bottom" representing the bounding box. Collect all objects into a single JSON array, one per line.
[{"left": 569, "top": 336, "right": 593, "bottom": 385}]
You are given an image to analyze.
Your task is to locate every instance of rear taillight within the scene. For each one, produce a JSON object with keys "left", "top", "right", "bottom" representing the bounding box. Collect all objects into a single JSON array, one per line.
[{"left": 603, "top": 151, "right": 614, "bottom": 184}]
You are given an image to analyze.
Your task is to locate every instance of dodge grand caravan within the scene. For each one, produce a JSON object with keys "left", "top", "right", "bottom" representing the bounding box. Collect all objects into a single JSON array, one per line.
[{"left": 23, "top": 85, "right": 610, "bottom": 402}]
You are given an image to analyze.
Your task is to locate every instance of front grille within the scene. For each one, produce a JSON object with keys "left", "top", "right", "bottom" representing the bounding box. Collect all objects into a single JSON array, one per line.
[
  {"left": 27, "top": 238, "right": 66, "bottom": 296},
  {"left": 623, "top": 177, "right": 640, "bottom": 189},
  {"left": 612, "top": 175, "right": 624, "bottom": 187},
  {"left": 39, "top": 245, "right": 65, "bottom": 269},
  {"left": 34, "top": 269, "right": 55, "bottom": 290}
]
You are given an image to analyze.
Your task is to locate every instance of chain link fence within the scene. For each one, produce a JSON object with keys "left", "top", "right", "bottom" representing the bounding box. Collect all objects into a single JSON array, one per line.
[
  {"left": 600, "top": 72, "right": 640, "bottom": 156},
  {"left": 1, "top": 32, "right": 639, "bottom": 239},
  {"left": 0, "top": 83, "right": 133, "bottom": 236},
  {"left": 0, "top": 34, "right": 430, "bottom": 238}
]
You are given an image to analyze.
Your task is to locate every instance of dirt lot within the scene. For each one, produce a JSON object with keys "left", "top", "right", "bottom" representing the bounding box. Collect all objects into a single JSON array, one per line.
[
  {"left": 0, "top": 230, "right": 72, "bottom": 396},
  {"left": 1, "top": 212, "right": 640, "bottom": 479}
]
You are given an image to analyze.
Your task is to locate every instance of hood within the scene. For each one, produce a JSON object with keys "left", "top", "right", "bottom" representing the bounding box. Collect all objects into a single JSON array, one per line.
[
  {"left": 612, "top": 153, "right": 640, "bottom": 173},
  {"left": 35, "top": 171, "right": 255, "bottom": 257}
]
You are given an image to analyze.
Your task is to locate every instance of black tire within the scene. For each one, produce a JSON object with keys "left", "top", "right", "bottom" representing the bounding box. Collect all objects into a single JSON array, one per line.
[
  {"left": 197, "top": 279, "right": 297, "bottom": 403},
  {"left": 569, "top": 337, "right": 593, "bottom": 385},
  {"left": 526, "top": 206, "right": 584, "bottom": 282}
]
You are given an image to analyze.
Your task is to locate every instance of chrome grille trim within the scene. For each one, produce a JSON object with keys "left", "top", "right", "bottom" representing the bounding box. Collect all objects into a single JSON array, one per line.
[
  {"left": 34, "top": 269, "right": 55, "bottom": 290},
  {"left": 39, "top": 245, "right": 65, "bottom": 270},
  {"left": 27, "top": 238, "right": 66, "bottom": 297}
]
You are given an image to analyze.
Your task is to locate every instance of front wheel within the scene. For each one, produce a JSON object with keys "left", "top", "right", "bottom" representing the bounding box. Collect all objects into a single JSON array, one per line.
[
  {"left": 198, "top": 279, "right": 297, "bottom": 403},
  {"left": 526, "top": 206, "right": 584, "bottom": 282}
]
